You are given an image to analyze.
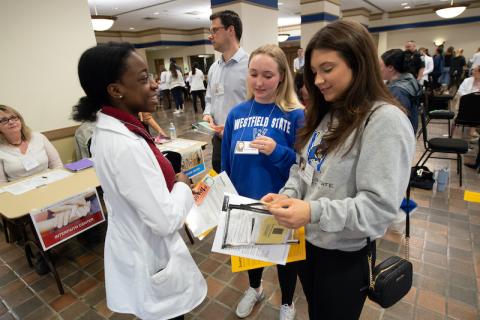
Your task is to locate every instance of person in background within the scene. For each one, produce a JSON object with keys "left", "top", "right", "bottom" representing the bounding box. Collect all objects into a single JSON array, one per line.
[
  {"left": 203, "top": 10, "right": 248, "bottom": 173},
  {"left": 451, "top": 48, "right": 467, "bottom": 89},
  {"left": 439, "top": 46, "right": 454, "bottom": 88},
  {"left": 455, "top": 65, "right": 480, "bottom": 144},
  {"left": 188, "top": 62, "right": 206, "bottom": 113},
  {"left": 470, "top": 47, "right": 480, "bottom": 74},
  {"left": 431, "top": 47, "right": 444, "bottom": 90},
  {"left": 73, "top": 42, "right": 206, "bottom": 320},
  {"left": 0, "top": 104, "right": 63, "bottom": 183},
  {"left": 262, "top": 21, "right": 415, "bottom": 319},
  {"left": 139, "top": 112, "right": 167, "bottom": 137},
  {"left": 404, "top": 40, "right": 425, "bottom": 83},
  {"left": 74, "top": 121, "right": 96, "bottom": 159},
  {"left": 293, "top": 48, "right": 304, "bottom": 73},
  {"left": 380, "top": 49, "right": 421, "bottom": 134},
  {"left": 294, "top": 67, "right": 310, "bottom": 109},
  {"left": 159, "top": 66, "right": 172, "bottom": 109},
  {"left": 222, "top": 44, "right": 304, "bottom": 320},
  {"left": 167, "top": 62, "right": 185, "bottom": 114},
  {"left": 419, "top": 47, "right": 434, "bottom": 89}
]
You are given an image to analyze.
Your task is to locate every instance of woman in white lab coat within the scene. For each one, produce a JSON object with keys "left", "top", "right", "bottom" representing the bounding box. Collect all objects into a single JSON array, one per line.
[{"left": 72, "top": 42, "right": 206, "bottom": 320}]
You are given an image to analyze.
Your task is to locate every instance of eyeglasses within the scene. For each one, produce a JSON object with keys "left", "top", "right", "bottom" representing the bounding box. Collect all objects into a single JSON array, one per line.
[
  {"left": 209, "top": 26, "right": 226, "bottom": 35},
  {"left": 0, "top": 115, "right": 20, "bottom": 126}
]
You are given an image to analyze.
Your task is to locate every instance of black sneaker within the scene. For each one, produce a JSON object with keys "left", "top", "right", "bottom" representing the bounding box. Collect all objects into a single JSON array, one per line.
[{"left": 34, "top": 254, "right": 50, "bottom": 275}]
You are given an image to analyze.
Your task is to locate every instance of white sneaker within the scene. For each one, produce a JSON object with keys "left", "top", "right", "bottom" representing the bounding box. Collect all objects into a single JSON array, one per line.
[
  {"left": 173, "top": 109, "right": 181, "bottom": 114},
  {"left": 236, "top": 287, "right": 264, "bottom": 318},
  {"left": 279, "top": 303, "right": 296, "bottom": 320}
]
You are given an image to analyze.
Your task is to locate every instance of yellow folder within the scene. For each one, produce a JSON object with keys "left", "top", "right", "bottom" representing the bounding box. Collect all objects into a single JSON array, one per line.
[{"left": 230, "top": 227, "right": 306, "bottom": 272}]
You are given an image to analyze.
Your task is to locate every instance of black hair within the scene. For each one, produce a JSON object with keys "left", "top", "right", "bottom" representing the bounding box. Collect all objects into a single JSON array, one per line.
[
  {"left": 210, "top": 10, "right": 242, "bottom": 42},
  {"left": 192, "top": 62, "right": 200, "bottom": 75},
  {"left": 169, "top": 62, "right": 178, "bottom": 79},
  {"left": 381, "top": 49, "right": 407, "bottom": 73},
  {"left": 294, "top": 67, "right": 305, "bottom": 102},
  {"left": 72, "top": 42, "right": 135, "bottom": 122}
]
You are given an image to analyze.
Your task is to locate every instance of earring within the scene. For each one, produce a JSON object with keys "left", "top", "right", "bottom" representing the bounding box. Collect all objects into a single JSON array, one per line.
[{"left": 117, "top": 95, "right": 123, "bottom": 99}]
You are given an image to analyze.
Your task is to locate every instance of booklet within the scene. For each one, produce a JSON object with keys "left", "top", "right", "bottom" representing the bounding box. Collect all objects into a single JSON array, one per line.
[
  {"left": 192, "top": 121, "right": 216, "bottom": 135},
  {"left": 64, "top": 158, "right": 93, "bottom": 172}
]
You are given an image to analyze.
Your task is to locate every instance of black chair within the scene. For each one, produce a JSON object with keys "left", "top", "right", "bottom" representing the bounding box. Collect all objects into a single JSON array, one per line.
[
  {"left": 425, "top": 91, "right": 455, "bottom": 138},
  {"left": 454, "top": 92, "right": 480, "bottom": 132},
  {"left": 416, "top": 106, "right": 468, "bottom": 186}
]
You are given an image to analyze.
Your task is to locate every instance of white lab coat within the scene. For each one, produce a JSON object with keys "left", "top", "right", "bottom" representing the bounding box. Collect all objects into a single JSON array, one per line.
[{"left": 91, "top": 112, "right": 206, "bottom": 320}]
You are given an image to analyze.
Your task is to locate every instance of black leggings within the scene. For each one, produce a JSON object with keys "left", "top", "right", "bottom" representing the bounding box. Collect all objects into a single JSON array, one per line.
[
  {"left": 297, "top": 241, "right": 375, "bottom": 320},
  {"left": 248, "top": 262, "right": 299, "bottom": 305}
]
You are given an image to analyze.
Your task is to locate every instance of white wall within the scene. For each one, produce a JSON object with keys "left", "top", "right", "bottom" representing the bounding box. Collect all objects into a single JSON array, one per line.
[
  {"left": 382, "top": 22, "right": 480, "bottom": 58},
  {"left": 146, "top": 45, "right": 215, "bottom": 73},
  {"left": 0, "top": 0, "right": 97, "bottom": 131}
]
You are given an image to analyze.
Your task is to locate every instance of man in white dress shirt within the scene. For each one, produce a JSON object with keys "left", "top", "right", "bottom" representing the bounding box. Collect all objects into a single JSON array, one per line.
[{"left": 293, "top": 48, "right": 304, "bottom": 73}]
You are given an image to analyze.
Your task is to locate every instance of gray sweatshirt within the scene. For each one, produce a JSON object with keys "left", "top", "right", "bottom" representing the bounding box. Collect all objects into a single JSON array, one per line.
[{"left": 280, "top": 102, "right": 415, "bottom": 251}]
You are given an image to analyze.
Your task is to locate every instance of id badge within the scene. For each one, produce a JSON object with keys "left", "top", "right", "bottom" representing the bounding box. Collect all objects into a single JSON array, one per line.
[
  {"left": 22, "top": 155, "right": 40, "bottom": 171},
  {"left": 299, "top": 158, "right": 314, "bottom": 185},
  {"left": 214, "top": 84, "right": 224, "bottom": 96},
  {"left": 234, "top": 141, "right": 259, "bottom": 155}
]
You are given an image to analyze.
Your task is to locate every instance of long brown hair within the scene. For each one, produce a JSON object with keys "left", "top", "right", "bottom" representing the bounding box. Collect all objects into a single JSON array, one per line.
[
  {"left": 296, "top": 20, "right": 400, "bottom": 155},
  {"left": 0, "top": 104, "right": 32, "bottom": 145}
]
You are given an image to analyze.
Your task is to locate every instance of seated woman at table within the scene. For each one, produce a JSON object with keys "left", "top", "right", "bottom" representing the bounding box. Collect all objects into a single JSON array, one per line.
[
  {"left": 0, "top": 105, "right": 63, "bottom": 184},
  {"left": 73, "top": 42, "right": 206, "bottom": 320},
  {"left": 139, "top": 112, "right": 168, "bottom": 137}
]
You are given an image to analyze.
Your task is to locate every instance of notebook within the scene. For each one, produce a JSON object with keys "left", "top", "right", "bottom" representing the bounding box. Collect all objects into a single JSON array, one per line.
[{"left": 64, "top": 158, "right": 94, "bottom": 172}]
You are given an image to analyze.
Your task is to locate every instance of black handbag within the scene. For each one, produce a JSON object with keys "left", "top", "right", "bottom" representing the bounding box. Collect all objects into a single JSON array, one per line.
[
  {"left": 366, "top": 187, "right": 413, "bottom": 308},
  {"left": 410, "top": 166, "right": 435, "bottom": 190}
]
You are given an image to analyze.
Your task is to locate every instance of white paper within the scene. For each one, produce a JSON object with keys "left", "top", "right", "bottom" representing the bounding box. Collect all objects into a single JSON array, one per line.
[
  {"left": 3, "top": 169, "right": 73, "bottom": 195},
  {"left": 0, "top": 188, "right": 5, "bottom": 194},
  {"left": 186, "top": 172, "right": 237, "bottom": 237},
  {"left": 211, "top": 193, "right": 290, "bottom": 265}
]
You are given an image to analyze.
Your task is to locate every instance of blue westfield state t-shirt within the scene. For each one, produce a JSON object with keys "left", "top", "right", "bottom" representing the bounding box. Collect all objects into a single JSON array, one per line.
[{"left": 221, "top": 99, "right": 304, "bottom": 200}]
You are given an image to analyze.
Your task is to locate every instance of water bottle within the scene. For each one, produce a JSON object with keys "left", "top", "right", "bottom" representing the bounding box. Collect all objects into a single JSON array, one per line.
[
  {"left": 436, "top": 167, "right": 449, "bottom": 192},
  {"left": 169, "top": 122, "right": 177, "bottom": 139}
]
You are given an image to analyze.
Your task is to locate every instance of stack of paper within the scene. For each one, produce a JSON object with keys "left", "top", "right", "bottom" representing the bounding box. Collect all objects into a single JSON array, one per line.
[{"left": 192, "top": 121, "right": 216, "bottom": 135}]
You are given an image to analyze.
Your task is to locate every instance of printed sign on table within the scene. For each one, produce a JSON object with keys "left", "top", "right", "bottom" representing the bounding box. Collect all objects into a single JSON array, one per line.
[
  {"left": 182, "top": 148, "right": 206, "bottom": 178},
  {"left": 30, "top": 188, "right": 105, "bottom": 250}
]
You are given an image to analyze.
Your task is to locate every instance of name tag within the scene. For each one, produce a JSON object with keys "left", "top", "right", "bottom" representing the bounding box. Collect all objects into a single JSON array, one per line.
[
  {"left": 22, "top": 155, "right": 40, "bottom": 171},
  {"left": 234, "top": 141, "right": 259, "bottom": 155},
  {"left": 299, "top": 158, "right": 314, "bottom": 185},
  {"left": 214, "top": 84, "right": 224, "bottom": 96}
]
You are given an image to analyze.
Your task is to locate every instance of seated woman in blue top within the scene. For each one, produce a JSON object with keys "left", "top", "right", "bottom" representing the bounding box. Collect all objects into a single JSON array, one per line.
[
  {"left": 221, "top": 44, "right": 304, "bottom": 320},
  {"left": 380, "top": 49, "right": 421, "bottom": 134}
]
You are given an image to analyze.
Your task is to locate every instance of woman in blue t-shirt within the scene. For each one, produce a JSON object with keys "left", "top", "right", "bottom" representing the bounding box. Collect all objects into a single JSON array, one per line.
[{"left": 222, "top": 44, "right": 304, "bottom": 320}]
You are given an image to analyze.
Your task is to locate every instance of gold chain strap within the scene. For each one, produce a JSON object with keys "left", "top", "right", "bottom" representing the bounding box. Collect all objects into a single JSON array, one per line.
[
  {"left": 368, "top": 253, "right": 374, "bottom": 290},
  {"left": 405, "top": 235, "right": 410, "bottom": 260}
]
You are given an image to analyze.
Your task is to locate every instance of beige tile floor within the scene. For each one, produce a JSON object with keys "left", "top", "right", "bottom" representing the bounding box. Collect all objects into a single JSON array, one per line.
[{"left": 0, "top": 100, "right": 478, "bottom": 319}]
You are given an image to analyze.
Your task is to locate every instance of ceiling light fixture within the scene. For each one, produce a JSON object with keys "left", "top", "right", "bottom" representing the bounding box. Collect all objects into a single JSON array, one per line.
[
  {"left": 435, "top": 0, "right": 466, "bottom": 19},
  {"left": 278, "top": 33, "right": 290, "bottom": 42},
  {"left": 404, "top": 6, "right": 411, "bottom": 9},
  {"left": 91, "top": 4, "right": 117, "bottom": 31}
]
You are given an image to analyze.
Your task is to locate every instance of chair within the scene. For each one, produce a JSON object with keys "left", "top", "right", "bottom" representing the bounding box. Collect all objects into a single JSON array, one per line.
[
  {"left": 425, "top": 91, "right": 455, "bottom": 138},
  {"left": 454, "top": 92, "right": 480, "bottom": 131},
  {"left": 416, "top": 106, "right": 468, "bottom": 186}
]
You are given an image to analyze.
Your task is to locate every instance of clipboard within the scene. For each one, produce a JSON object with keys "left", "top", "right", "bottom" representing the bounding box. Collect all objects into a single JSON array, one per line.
[{"left": 221, "top": 195, "right": 298, "bottom": 249}]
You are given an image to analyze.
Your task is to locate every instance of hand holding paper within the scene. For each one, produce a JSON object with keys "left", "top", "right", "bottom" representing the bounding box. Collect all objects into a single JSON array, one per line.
[{"left": 268, "top": 198, "right": 311, "bottom": 229}]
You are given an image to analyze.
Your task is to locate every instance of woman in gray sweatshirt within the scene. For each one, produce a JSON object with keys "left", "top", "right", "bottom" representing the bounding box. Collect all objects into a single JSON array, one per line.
[{"left": 262, "top": 21, "right": 415, "bottom": 319}]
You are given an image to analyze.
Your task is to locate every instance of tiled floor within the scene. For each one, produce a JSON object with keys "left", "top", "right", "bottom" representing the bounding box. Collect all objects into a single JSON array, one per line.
[{"left": 0, "top": 100, "right": 479, "bottom": 319}]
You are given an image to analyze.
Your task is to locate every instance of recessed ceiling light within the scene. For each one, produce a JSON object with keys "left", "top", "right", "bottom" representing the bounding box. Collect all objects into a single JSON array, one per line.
[
  {"left": 401, "top": 2, "right": 408, "bottom": 5},
  {"left": 154, "top": 12, "right": 159, "bottom": 15},
  {"left": 278, "top": 2, "right": 283, "bottom": 4},
  {"left": 114, "top": 7, "right": 118, "bottom": 10},
  {"left": 129, "top": 27, "right": 135, "bottom": 30},
  {"left": 404, "top": 6, "right": 411, "bottom": 9}
]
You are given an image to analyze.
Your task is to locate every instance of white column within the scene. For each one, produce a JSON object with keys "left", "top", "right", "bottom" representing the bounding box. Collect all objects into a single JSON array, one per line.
[
  {"left": 0, "top": 0, "right": 96, "bottom": 132},
  {"left": 300, "top": 0, "right": 341, "bottom": 49}
]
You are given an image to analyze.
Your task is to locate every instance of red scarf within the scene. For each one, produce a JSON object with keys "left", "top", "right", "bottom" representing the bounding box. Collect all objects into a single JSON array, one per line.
[{"left": 101, "top": 106, "right": 175, "bottom": 191}]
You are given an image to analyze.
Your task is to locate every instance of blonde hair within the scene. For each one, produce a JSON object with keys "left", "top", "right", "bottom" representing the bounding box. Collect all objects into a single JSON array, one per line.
[
  {"left": 0, "top": 105, "right": 32, "bottom": 145},
  {"left": 246, "top": 44, "right": 303, "bottom": 112}
]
